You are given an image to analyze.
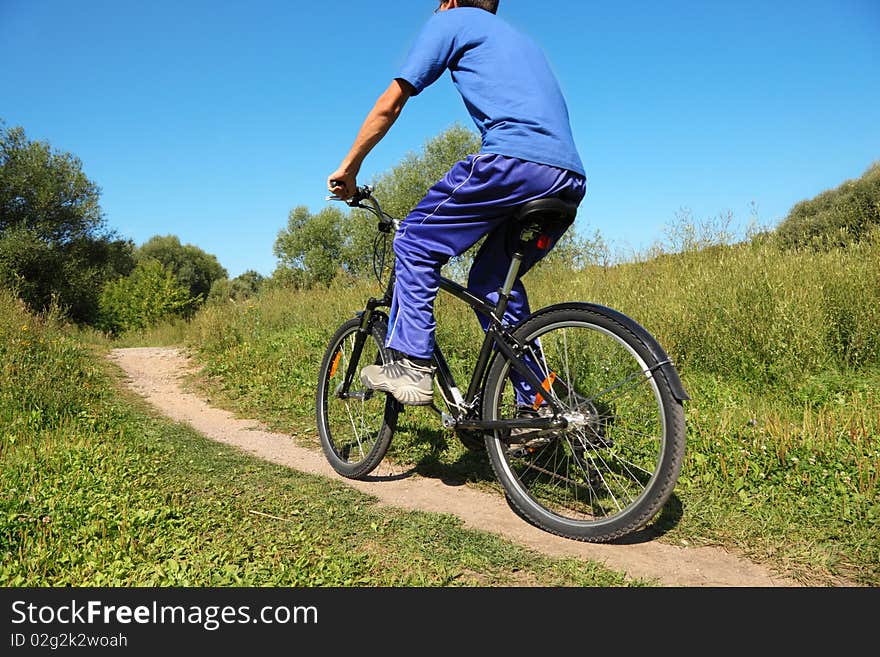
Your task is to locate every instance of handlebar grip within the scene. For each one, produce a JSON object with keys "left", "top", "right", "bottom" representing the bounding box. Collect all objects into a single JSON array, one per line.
[
  {"left": 326, "top": 182, "right": 372, "bottom": 206},
  {"left": 328, "top": 179, "right": 354, "bottom": 203}
]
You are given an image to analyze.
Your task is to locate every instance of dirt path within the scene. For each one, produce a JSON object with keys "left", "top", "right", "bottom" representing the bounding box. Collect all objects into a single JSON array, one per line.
[{"left": 108, "top": 346, "right": 801, "bottom": 587}]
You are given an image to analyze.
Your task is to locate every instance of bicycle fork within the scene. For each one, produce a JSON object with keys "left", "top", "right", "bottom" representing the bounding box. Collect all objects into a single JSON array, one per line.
[{"left": 334, "top": 298, "right": 388, "bottom": 402}]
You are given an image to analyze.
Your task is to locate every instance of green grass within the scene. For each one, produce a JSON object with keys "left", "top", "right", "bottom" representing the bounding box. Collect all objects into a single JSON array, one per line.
[
  {"left": 5, "top": 228, "right": 878, "bottom": 587},
  {"left": 176, "top": 234, "right": 880, "bottom": 586},
  {"left": 0, "top": 289, "right": 647, "bottom": 587}
]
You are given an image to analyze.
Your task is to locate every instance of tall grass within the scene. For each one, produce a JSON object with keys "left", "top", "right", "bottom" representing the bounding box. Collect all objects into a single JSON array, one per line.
[
  {"left": 529, "top": 230, "right": 880, "bottom": 386},
  {"left": 181, "top": 232, "right": 880, "bottom": 585}
]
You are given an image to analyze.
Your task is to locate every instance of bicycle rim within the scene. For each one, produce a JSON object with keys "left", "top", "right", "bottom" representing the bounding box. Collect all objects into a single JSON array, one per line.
[{"left": 484, "top": 310, "right": 684, "bottom": 542}]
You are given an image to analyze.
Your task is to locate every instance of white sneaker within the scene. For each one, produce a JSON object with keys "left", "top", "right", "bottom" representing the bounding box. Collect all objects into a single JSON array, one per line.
[{"left": 360, "top": 358, "right": 434, "bottom": 406}]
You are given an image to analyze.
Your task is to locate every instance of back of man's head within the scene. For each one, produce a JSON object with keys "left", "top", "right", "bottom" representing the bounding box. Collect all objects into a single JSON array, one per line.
[{"left": 457, "top": 0, "right": 499, "bottom": 14}]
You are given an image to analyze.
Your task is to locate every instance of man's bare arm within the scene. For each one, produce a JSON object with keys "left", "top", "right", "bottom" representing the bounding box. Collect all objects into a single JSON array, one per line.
[{"left": 328, "top": 79, "right": 413, "bottom": 198}]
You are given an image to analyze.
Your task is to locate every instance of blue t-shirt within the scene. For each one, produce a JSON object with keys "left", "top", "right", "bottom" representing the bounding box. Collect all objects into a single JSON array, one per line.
[{"left": 396, "top": 8, "right": 585, "bottom": 177}]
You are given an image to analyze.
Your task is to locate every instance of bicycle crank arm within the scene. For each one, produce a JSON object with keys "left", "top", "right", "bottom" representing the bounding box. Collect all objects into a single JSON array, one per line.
[{"left": 333, "top": 384, "right": 376, "bottom": 402}]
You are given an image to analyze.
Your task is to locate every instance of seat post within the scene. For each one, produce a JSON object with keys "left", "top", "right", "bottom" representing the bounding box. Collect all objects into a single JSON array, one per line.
[
  {"left": 494, "top": 240, "right": 528, "bottom": 319},
  {"left": 499, "top": 252, "right": 524, "bottom": 298}
]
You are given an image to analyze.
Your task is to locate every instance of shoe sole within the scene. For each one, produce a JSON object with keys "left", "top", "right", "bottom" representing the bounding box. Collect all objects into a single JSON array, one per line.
[{"left": 360, "top": 374, "right": 433, "bottom": 406}]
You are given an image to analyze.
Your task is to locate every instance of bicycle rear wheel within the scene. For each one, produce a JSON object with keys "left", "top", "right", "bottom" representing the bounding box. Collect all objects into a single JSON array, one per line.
[
  {"left": 316, "top": 316, "right": 398, "bottom": 479},
  {"left": 482, "top": 305, "right": 686, "bottom": 542}
]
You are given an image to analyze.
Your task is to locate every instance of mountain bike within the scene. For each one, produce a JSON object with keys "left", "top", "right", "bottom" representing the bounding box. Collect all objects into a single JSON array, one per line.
[{"left": 315, "top": 184, "right": 688, "bottom": 543}]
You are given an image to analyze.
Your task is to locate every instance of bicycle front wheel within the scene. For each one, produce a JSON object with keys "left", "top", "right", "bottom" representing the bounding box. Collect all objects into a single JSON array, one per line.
[
  {"left": 316, "top": 316, "right": 398, "bottom": 479},
  {"left": 483, "top": 306, "right": 686, "bottom": 543}
]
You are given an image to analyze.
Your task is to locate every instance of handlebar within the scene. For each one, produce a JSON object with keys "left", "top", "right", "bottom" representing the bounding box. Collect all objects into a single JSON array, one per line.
[
  {"left": 326, "top": 183, "right": 399, "bottom": 285},
  {"left": 327, "top": 183, "right": 400, "bottom": 233},
  {"left": 327, "top": 182, "right": 374, "bottom": 206}
]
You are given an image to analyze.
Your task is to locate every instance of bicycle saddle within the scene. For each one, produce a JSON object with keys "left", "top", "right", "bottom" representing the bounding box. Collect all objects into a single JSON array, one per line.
[{"left": 514, "top": 197, "right": 578, "bottom": 233}]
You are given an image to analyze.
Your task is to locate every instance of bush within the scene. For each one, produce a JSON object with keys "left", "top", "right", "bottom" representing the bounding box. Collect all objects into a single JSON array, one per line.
[
  {"left": 98, "top": 260, "right": 198, "bottom": 334},
  {"left": 207, "top": 270, "right": 266, "bottom": 304},
  {"left": 775, "top": 161, "right": 880, "bottom": 250}
]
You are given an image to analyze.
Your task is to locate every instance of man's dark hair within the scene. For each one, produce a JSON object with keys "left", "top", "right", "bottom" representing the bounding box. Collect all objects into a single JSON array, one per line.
[{"left": 457, "top": 0, "right": 499, "bottom": 13}]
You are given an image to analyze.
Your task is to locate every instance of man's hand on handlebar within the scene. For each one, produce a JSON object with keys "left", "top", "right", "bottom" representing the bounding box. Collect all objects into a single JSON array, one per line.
[
  {"left": 326, "top": 181, "right": 373, "bottom": 207},
  {"left": 327, "top": 170, "right": 357, "bottom": 201}
]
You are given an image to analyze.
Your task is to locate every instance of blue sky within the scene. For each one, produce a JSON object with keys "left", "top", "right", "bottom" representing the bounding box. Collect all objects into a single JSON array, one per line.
[{"left": 2, "top": 0, "right": 878, "bottom": 277}]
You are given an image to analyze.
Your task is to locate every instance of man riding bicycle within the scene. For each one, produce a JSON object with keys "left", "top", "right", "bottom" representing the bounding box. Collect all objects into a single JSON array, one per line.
[{"left": 327, "top": 0, "right": 586, "bottom": 407}]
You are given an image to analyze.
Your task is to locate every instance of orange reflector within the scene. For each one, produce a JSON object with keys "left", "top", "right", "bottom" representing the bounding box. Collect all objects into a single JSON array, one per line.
[
  {"left": 532, "top": 371, "right": 557, "bottom": 410},
  {"left": 329, "top": 352, "right": 342, "bottom": 378}
]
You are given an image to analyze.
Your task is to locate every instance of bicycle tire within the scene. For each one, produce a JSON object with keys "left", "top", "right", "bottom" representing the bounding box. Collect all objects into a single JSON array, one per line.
[
  {"left": 316, "top": 316, "right": 398, "bottom": 479},
  {"left": 482, "top": 305, "right": 686, "bottom": 542}
]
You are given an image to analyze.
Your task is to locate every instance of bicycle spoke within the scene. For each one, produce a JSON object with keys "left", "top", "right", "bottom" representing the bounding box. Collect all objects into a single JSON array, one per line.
[
  {"left": 584, "top": 367, "right": 658, "bottom": 407},
  {"left": 343, "top": 398, "right": 366, "bottom": 461},
  {"left": 562, "top": 327, "right": 572, "bottom": 399}
]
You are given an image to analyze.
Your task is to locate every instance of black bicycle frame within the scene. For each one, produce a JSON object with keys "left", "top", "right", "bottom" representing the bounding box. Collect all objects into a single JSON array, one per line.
[
  {"left": 337, "top": 241, "right": 569, "bottom": 436},
  {"left": 431, "top": 275, "right": 567, "bottom": 433}
]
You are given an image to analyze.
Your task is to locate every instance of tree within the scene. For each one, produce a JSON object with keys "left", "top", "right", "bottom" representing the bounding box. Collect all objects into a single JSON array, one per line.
[
  {"left": 136, "top": 234, "right": 227, "bottom": 301},
  {"left": 0, "top": 122, "right": 102, "bottom": 241},
  {"left": 230, "top": 269, "right": 265, "bottom": 297},
  {"left": 0, "top": 120, "right": 134, "bottom": 323},
  {"left": 273, "top": 205, "right": 346, "bottom": 287},
  {"left": 98, "top": 259, "right": 198, "bottom": 334},
  {"left": 207, "top": 269, "right": 266, "bottom": 304}
]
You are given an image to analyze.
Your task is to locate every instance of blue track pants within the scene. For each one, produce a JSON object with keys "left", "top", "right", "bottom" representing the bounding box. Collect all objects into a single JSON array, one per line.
[{"left": 386, "top": 153, "right": 586, "bottom": 404}]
